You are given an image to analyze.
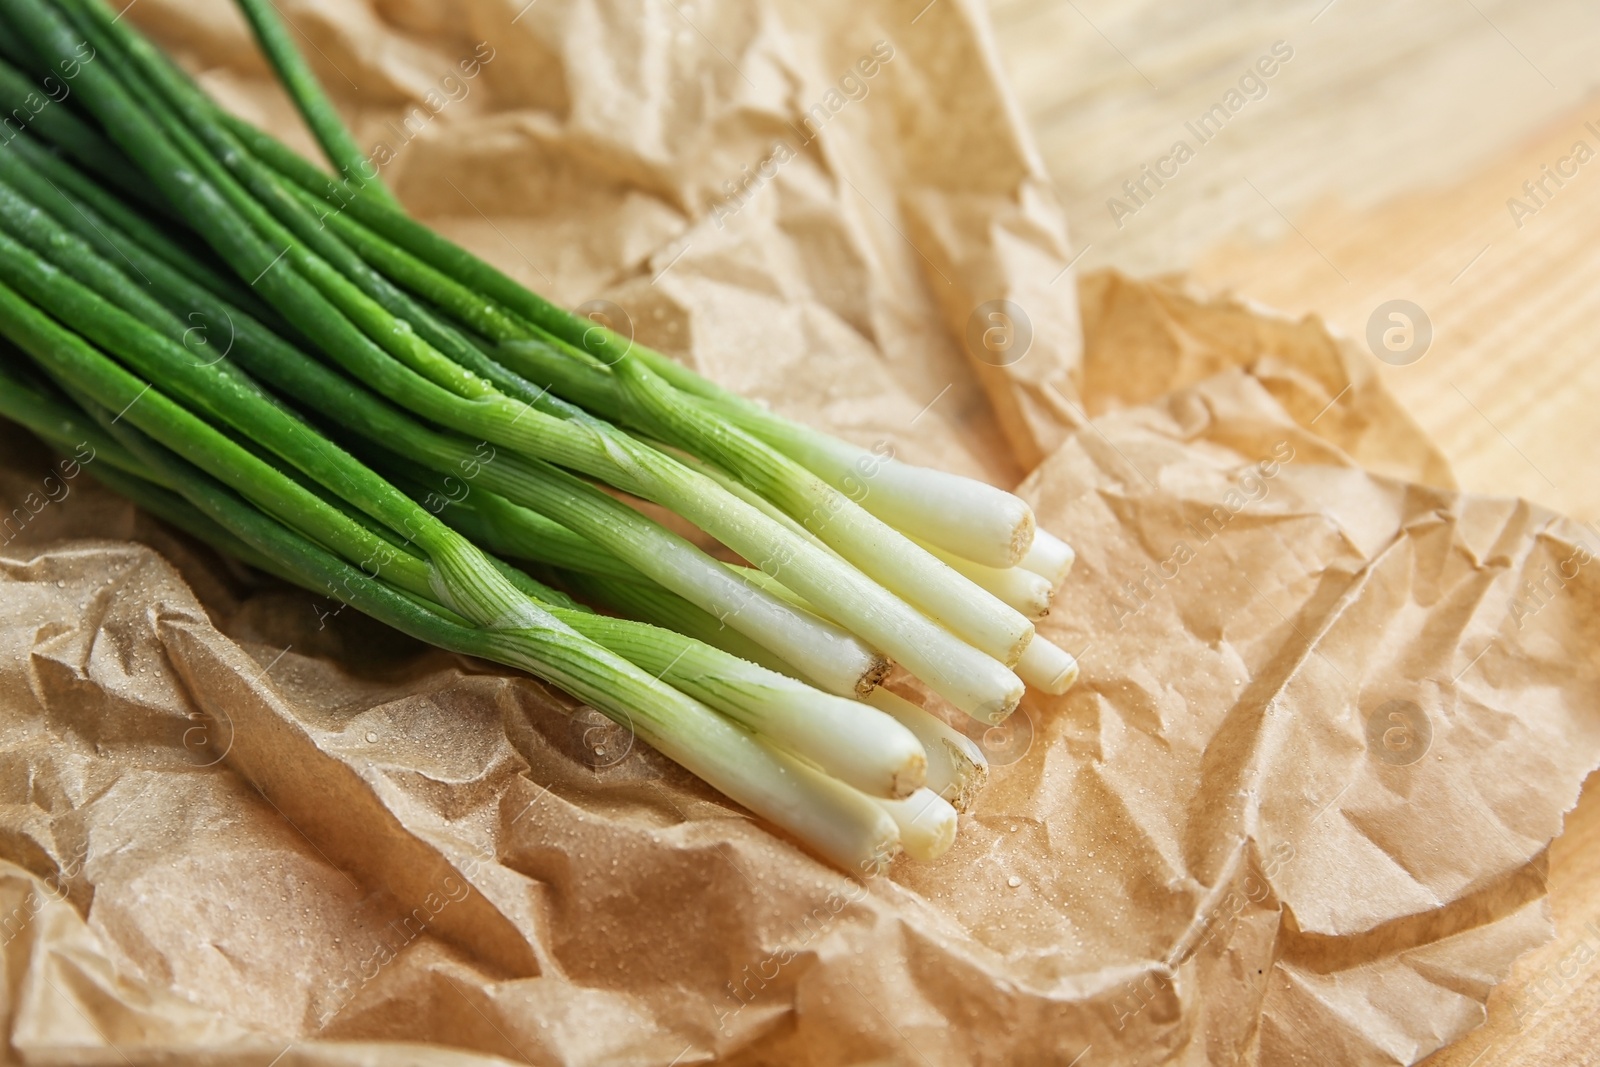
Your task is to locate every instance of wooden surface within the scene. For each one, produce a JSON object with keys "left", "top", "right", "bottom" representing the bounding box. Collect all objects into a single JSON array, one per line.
[{"left": 992, "top": 0, "right": 1600, "bottom": 1062}]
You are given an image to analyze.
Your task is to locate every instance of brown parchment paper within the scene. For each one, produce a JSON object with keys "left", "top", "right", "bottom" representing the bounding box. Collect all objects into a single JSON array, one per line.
[{"left": 0, "top": 1, "right": 1597, "bottom": 1064}]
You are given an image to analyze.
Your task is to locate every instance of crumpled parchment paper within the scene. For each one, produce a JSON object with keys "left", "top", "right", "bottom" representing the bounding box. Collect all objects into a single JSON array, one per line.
[{"left": 0, "top": 0, "right": 1597, "bottom": 1064}]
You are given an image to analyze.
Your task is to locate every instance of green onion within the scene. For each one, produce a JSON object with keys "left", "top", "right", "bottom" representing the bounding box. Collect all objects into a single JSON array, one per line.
[
  {"left": 227, "top": 0, "right": 403, "bottom": 212},
  {"left": 1016, "top": 634, "right": 1080, "bottom": 696},
  {"left": 0, "top": 115, "right": 889, "bottom": 698},
  {"left": 45, "top": 0, "right": 1014, "bottom": 712},
  {"left": 556, "top": 570, "right": 799, "bottom": 673},
  {"left": 0, "top": 345, "right": 906, "bottom": 870},
  {"left": 219, "top": 110, "right": 1044, "bottom": 571},
  {"left": 0, "top": 130, "right": 272, "bottom": 322},
  {"left": 0, "top": 258, "right": 528, "bottom": 627},
  {"left": 1020, "top": 528, "right": 1076, "bottom": 586},
  {"left": 867, "top": 689, "right": 989, "bottom": 813},
  {"left": 553, "top": 613, "right": 927, "bottom": 799},
  {"left": 610, "top": 354, "right": 1041, "bottom": 570},
  {"left": 0, "top": 51, "right": 172, "bottom": 219},
  {"left": 873, "top": 789, "right": 958, "bottom": 862},
  {"left": 0, "top": 0, "right": 1093, "bottom": 869},
  {"left": 491, "top": 338, "right": 1041, "bottom": 663},
  {"left": 913, "top": 534, "right": 1056, "bottom": 619},
  {"left": 605, "top": 355, "right": 1039, "bottom": 666}
]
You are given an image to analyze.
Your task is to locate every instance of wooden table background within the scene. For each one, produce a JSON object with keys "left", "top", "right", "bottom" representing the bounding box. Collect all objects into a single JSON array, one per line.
[{"left": 990, "top": 0, "right": 1600, "bottom": 1062}]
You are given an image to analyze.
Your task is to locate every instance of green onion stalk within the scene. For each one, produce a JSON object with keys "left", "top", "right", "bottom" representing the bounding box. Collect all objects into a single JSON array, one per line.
[
  {"left": 260, "top": 132, "right": 1086, "bottom": 697},
  {"left": 0, "top": 346, "right": 917, "bottom": 870},
  {"left": 227, "top": 0, "right": 403, "bottom": 213},
  {"left": 0, "top": 67, "right": 889, "bottom": 701},
  {"left": 15, "top": 0, "right": 1030, "bottom": 721},
  {"left": 229, "top": 107, "right": 1048, "bottom": 572},
  {"left": 0, "top": 136, "right": 929, "bottom": 865},
  {"left": 0, "top": 162, "right": 929, "bottom": 799},
  {"left": 140, "top": 0, "right": 1081, "bottom": 708},
  {"left": 0, "top": 0, "right": 1088, "bottom": 864}
]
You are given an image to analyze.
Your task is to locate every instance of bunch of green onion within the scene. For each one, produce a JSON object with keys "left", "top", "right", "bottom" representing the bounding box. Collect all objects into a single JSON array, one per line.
[{"left": 0, "top": 0, "right": 1078, "bottom": 871}]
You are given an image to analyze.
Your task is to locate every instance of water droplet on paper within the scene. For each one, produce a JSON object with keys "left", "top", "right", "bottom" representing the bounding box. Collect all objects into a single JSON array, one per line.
[
  {"left": 365, "top": 731, "right": 378, "bottom": 743},
  {"left": 1007, "top": 875, "right": 1021, "bottom": 888}
]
